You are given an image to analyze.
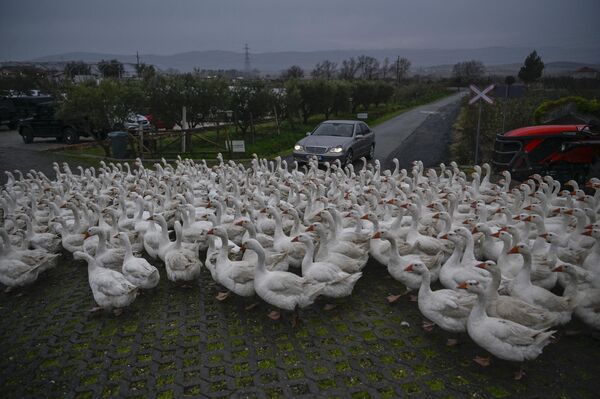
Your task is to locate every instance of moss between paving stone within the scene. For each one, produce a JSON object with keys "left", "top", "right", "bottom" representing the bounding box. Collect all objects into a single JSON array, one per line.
[{"left": 2, "top": 256, "right": 600, "bottom": 399}]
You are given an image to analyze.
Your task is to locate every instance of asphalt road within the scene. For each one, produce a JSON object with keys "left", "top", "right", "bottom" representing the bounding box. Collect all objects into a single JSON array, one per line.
[
  {"left": 373, "top": 91, "right": 466, "bottom": 170},
  {"left": 0, "top": 128, "right": 95, "bottom": 184}
]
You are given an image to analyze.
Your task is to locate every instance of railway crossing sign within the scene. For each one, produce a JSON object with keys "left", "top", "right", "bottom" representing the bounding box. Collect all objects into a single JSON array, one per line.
[
  {"left": 468, "top": 84, "right": 495, "bottom": 165},
  {"left": 469, "top": 84, "right": 495, "bottom": 105}
]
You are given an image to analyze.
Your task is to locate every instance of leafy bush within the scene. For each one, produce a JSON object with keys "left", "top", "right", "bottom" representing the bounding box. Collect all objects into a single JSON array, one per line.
[{"left": 534, "top": 96, "right": 600, "bottom": 123}]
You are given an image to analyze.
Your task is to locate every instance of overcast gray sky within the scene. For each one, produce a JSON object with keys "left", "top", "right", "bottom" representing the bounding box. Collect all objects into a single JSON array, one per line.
[{"left": 1, "top": 0, "right": 598, "bottom": 60}]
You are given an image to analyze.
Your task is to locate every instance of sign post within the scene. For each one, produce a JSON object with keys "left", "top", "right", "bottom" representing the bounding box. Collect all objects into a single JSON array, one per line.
[{"left": 469, "top": 84, "right": 494, "bottom": 164}]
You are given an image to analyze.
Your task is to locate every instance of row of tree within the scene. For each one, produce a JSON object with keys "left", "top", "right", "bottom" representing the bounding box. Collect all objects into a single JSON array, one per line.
[
  {"left": 281, "top": 56, "right": 411, "bottom": 82},
  {"left": 63, "top": 50, "right": 544, "bottom": 86},
  {"left": 451, "top": 51, "right": 545, "bottom": 86},
  {"left": 57, "top": 75, "right": 400, "bottom": 136}
]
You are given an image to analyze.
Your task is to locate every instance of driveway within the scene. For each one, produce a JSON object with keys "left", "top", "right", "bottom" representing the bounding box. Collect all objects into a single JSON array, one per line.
[
  {"left": 373, "top": 91, "right": 466, "bottom": 170},
  {"left": 0, "top": 128, "right": 94, "bottom": 184}
]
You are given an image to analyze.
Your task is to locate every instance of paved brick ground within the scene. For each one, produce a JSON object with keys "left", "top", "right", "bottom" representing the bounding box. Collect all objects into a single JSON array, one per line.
[{"left": 1, "top": 253, "right": 599, "bottom": 399}]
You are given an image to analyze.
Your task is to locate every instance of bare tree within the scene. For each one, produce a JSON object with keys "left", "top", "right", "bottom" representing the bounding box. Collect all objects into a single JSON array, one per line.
[
  {"left": 391, "top": 57, "right": 411, "bottom": 83},
  {"left": 281, "top": 65, "right": 305, "bottom": 80},
  {"left": 452, "top": 60, "right": 485, "bottom": 85},
  {"left": 357, "top": 55, "right": 380, "bottom": 80},
  {"left": 380, "top": 57, "right": 390, "bottom": 80},
  {"left": 338, "top": 57, "right": 360, "bottom": 80},
  {"left": 311, "top": 60, "right": 338, "bottom": 79}
]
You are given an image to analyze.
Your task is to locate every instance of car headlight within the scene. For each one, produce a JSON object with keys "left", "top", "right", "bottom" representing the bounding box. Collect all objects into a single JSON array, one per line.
[
  {"left": 328, "top": 146, "right": 343, "bottom": 153},
  {"left": 294, "top": 144, "right": 304, "bottom": 151}
]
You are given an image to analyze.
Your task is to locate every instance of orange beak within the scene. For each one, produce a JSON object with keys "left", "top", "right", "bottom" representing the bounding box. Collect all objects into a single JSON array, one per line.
[
  {"left": 539, "top": 233, "right": 548, "bottom": 239},
  {"left": 306, "top": 224, "right": 315, "bottom": 232},
  {"left": 234, "top": 220, "right": 244, "bottom": 226},
  {"left": 147, "top": 216, "right": 154, "bottom": 221},
  {"left": 83, "top": 231, "right": 91, "bottom": 239},
  {"left": 523, "top": 205, "right": 532, "bottom": 211},
  {"left": 509, "top": 246, "right": 519, "bottom": 254},
  {"left": 60, "top": 203, "right": 67, "bottom": 209},
  {"left": 439, "top": 234, "right": 448, "bottom": 240},
  {"left": 360, "top": 214, "right": 369, "bottom": 220},
  {"left": 240, "top": 244, "right": 247, "bottom": 252},
  {"left": 475, "top": 262, "right": 487, "bottom": 270},
  {"left": 500, "top": 226, "right": 508, "bottom": 232},
  {"left": 404, "top": 264, "right": 414, "bottom": 272},
  {"left": 564, "top": 210, "right": 574, "bottom": 216},
  {"left": 426, "top": 203, "right": 435, "bottom": 209},
  {"left": 552, "top": 265, "right": 564, "bottom": 273},
  {"left": 207, "top": 228, "right": 214, "bottom": 235},
  {"left": 584, "top": 224, "right": 593, "bottom": 230},
  {"left": 582, "top": 230, "right": 592, "bottom": 237},
  {"left": 471, "top": 227, "right": 478, "bottom": 234},
  {"left": 291, "top": 236, "right": 299, "bottom": 243},
  {"left": 456, "top": 282, "right": 468, "bottom": 290},
  {"left": 490, "top": 232, "right": 501, "bottom": 238},
  {"left": 523, "top": 216, "right": 533, "bottom": 222},
  {"left": 372, "top": 231, "right": 382, "bottom": 239},
  {"left": 400, "top": 203, "right": 409, "bottom": 209}
]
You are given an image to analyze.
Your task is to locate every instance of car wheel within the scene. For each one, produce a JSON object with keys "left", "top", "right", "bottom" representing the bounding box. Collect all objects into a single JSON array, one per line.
[
  {"left": 367, "top": 144, "right": 375, "bottom": 160},
  {"left": 63, "top": 128, "right": 79, "bottom": 144},
  {"left": 21, "top": 127, "right": 34, "bottom": 144},
  {"left": 344, "top": 150, "right": 353, "bottom": 166}
]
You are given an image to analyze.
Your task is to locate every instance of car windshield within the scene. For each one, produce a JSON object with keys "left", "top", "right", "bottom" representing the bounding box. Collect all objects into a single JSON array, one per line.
[{"left": 312, "top": 123, "right": 354, "bottom": 137}]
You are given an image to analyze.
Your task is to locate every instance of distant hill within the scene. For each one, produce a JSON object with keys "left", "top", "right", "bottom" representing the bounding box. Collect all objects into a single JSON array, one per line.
[{"left": 24, "top": 46, "right": 600, "bottom": 75}]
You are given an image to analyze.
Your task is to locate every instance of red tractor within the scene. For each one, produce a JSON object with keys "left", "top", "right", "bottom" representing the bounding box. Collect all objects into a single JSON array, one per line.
[{"left": 492, "top": 124, "right": 600, "bottom": 183}]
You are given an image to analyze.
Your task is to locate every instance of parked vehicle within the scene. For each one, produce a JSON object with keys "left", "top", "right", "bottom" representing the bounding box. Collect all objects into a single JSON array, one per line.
[
  {"left": 123, "top": 114, "right": 152, "bottom": 132},
  {"left": 145, "top": 114, "right": 169, "bottom": 130},
  {"left": 293, "top": 120, "right": 375, "bottom": 166},
  {"left": 18, "top": 100, "right": 91, "bottom": 144},
  {"left": 1, "top": 96, "right": 53, "bottom": 129},
  {"left": 492, "top": 124, "right": 600, "bottom": 183}
]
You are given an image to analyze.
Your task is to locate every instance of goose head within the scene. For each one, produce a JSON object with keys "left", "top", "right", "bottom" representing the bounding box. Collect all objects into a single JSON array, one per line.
[
  {"left": 403, "top": 261, "right": 428, "bottom": 274},
  {"left": 508, "top": 242, "right": 530, "bottom": 255},
  {"left": 456, "top": 279, "right": 484, "bottom": 294}
]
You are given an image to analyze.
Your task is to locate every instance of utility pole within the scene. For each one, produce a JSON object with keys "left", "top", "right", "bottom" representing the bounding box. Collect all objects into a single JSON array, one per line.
[
  {"left": 244, "top": 44, "right": 251, "bottom": 76},
  {"left": 396, "top": 56, "right": 400, "bottom": 85}
]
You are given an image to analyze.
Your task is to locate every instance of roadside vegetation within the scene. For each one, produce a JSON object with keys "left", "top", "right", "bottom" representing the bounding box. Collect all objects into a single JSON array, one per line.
[{"left": 450, "top": 51, "right": 600, "bottom": 165}]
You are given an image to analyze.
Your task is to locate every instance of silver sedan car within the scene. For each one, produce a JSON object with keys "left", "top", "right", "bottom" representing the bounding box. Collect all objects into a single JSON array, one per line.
[{"left": 293, "top": 120, "right": 375, "bottom": 166}]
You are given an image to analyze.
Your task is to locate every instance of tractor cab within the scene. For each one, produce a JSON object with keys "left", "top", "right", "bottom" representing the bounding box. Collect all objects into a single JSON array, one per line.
[{"left": 492, "top": 124, "right": 600, "bottom": 183}]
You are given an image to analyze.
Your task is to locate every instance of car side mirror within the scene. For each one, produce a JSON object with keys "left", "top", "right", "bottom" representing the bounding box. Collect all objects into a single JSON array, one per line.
[{"left": 305, "top": 132, "right": 311, "bottom": 136}]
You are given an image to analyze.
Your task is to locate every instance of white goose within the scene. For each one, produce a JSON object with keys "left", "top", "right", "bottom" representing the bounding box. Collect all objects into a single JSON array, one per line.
[
  {"left": 292, "top": 233, "right": 362, "bottom": 299},
  {"left": 459, "top": 280, "right": 555, "bottom": 372},
  {"left": 476, "top": 260, "right": 560, "bottom": 329},
  {"left": 242, "top": 238, "right": 325, "bottom": 325},
  {"left": 116, "top": 232, "right": 160, "bottom": 289},
  {"left": 507, "top": 243, "right": 572, "bottom": 324},
  {"left": 405, "top": 262, "right": 475, "bottom": 335},
  {"left": 163, "top": 222, "right": 203, "bottom": 283},
  {"left": 73, "top": 251, "right": 137, "bottom": 315}
]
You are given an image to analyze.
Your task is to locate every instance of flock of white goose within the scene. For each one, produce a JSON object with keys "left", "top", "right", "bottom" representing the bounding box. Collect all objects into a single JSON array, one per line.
[{"left": 1, "top": 154, "right": 599, "bottom": 376}]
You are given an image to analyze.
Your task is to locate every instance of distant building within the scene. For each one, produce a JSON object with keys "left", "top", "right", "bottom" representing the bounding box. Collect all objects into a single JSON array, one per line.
[{"left": 573, "top": 67, "right": 599, "bottom": 79}]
